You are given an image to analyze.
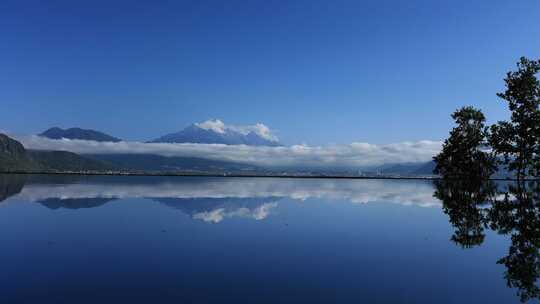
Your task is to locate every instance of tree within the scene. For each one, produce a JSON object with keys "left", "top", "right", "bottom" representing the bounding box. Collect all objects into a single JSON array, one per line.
[
  {"left": 490, "top": 57, "right": 540, "bottom": 179},
  {"left": 434, "top": 106, "right": 496, "bottom": 179}
]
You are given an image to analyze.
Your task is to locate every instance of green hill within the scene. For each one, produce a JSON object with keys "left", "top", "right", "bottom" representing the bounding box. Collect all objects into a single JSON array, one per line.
[
  {"left": 0, "top": 133, "right": 114, "bottom": 172},
  {"left": 0, "top": 134, "right": 42, "bottom": 171},
  {"left": 29, "top": 150, "right": 116, "bottom": 172}
]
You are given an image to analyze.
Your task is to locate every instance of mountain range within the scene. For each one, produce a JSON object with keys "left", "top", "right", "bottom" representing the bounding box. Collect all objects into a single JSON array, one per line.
[
  {"left": 1, "top": 133, "right": 261, "bottom": 173},
  {"left": 3, "top": 131, "right": 442, "bottom": 176},
  {"left": 5, "top": 129, "right": 517, "bottom": 178},
  {"left": 39, "top": 123, "right": 281, "bottom": 146},
  {"left": 40, "top": 127, "right": 121, "bottom": 142}
]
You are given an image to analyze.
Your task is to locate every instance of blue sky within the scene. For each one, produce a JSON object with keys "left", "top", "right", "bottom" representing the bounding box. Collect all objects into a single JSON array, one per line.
[{"left": 1, "top": 0, "right": 539, "bottom": 145}]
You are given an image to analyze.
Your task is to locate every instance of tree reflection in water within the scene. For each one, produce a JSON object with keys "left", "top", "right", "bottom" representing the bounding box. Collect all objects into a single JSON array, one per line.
[
  {"left": 434, "top": 178, "right": 496, "bottom": 248},
  {"left": 435, "top": 179, "right": 540, "bottom": 302}
]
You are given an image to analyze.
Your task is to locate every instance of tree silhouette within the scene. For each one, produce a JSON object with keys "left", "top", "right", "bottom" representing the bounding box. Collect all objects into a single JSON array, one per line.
[
  {"left": 490, "top": 57, "right": 540, "bottom": 179},
  {"left": 434, "top": 106, "right": 495, "bottom": 179}
]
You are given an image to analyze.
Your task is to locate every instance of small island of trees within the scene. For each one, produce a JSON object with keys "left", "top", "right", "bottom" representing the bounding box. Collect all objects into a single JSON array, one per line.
[{"left": 435, "top": 57, "right": 540, "bottom": 181}]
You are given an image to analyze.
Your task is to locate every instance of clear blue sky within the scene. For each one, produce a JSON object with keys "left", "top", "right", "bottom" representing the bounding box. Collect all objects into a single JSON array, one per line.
[{"left": 1, "top": 0, "right": 539, "bottom": 145}]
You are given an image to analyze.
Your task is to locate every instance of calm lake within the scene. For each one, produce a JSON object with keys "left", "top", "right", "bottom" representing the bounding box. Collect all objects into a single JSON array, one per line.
[{"left": 0, "top": 174, "right": 537, "bottom": 303}]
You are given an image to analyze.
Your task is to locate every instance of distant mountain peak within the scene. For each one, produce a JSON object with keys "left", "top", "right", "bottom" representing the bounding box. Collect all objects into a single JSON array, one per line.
[
  {"left": 39, "top": 127, "right": 121, "bottom": 142},
  {"left": 150, "top": 120, "right": 281, "bottom": 146}
]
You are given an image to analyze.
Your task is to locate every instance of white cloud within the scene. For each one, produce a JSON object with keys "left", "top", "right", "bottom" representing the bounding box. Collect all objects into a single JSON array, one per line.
[
  {"left": 16, "top": 135, "right": 442, "bottom": 168},
  {"left": 253, "top": 123, "right": 276, "bottom": 141},
  {"left": 195, "top": 119, "right": 279, "bottom": 141},
  {"left": 195, "top": 119, "right": 227, "bottom": 134}
]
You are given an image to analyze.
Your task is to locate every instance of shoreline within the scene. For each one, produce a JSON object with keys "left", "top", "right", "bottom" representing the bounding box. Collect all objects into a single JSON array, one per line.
[{"left": 0, "top": 170, "right": 529, "bottom": 181}]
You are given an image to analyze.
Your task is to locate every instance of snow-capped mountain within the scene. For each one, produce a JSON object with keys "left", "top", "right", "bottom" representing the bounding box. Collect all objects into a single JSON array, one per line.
[{"left": 150, "top": 120, "right": 281, "bottom": 146}]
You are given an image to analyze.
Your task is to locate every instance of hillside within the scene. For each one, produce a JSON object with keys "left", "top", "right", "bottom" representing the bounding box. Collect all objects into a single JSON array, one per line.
[
  {"left": 29, "top": 150, "right": 116, "bottom": 172},
  {"left": 0, "top": 134, "right": 43, "bottom": 171},
  {"left": 88, "top": 153, "right": 259, "bottom": 172},
  {"left": 1, "top": 133, "right": 115, "bottom": 172}
]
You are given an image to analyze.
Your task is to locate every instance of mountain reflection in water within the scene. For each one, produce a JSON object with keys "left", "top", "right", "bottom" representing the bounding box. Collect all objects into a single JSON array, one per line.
[
  {"left": 0, "top": 174, "right": 439, "bottom": 223},
  {"left": 1, "top": 174, "right": 540, "bottom": 302}
]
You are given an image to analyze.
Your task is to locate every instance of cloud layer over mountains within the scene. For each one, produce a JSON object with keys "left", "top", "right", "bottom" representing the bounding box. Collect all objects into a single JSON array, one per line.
[
  {"left": 196, "top": 119, "right": 278, "bottom": 142},
  {"left": 17, "top": 135, "right": 441, "bottom": 168}
]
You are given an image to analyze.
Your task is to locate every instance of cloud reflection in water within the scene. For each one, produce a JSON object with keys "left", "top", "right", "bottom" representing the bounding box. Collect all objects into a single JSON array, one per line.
[{"left": 1, "top": 176, "right": 439, "bottom": 223}]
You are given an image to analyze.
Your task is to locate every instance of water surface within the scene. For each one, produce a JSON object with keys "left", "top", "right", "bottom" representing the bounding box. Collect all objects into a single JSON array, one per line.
[{"left": 0, "top": 174, "right": 536, "bottom": 303}]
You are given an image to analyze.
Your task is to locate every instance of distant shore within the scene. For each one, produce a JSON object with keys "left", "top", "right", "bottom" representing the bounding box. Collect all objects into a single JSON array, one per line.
[{"left": 0, "top": 170, "right": 528, "bottom": 181}]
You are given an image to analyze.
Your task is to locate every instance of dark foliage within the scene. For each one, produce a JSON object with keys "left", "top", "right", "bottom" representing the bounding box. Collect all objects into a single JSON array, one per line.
[
  {"left": 434, "top": 106, "right": 496, "bottom": 179},
  {"left": 489, "top": 57, "right": 540, "bottom": 179}
]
